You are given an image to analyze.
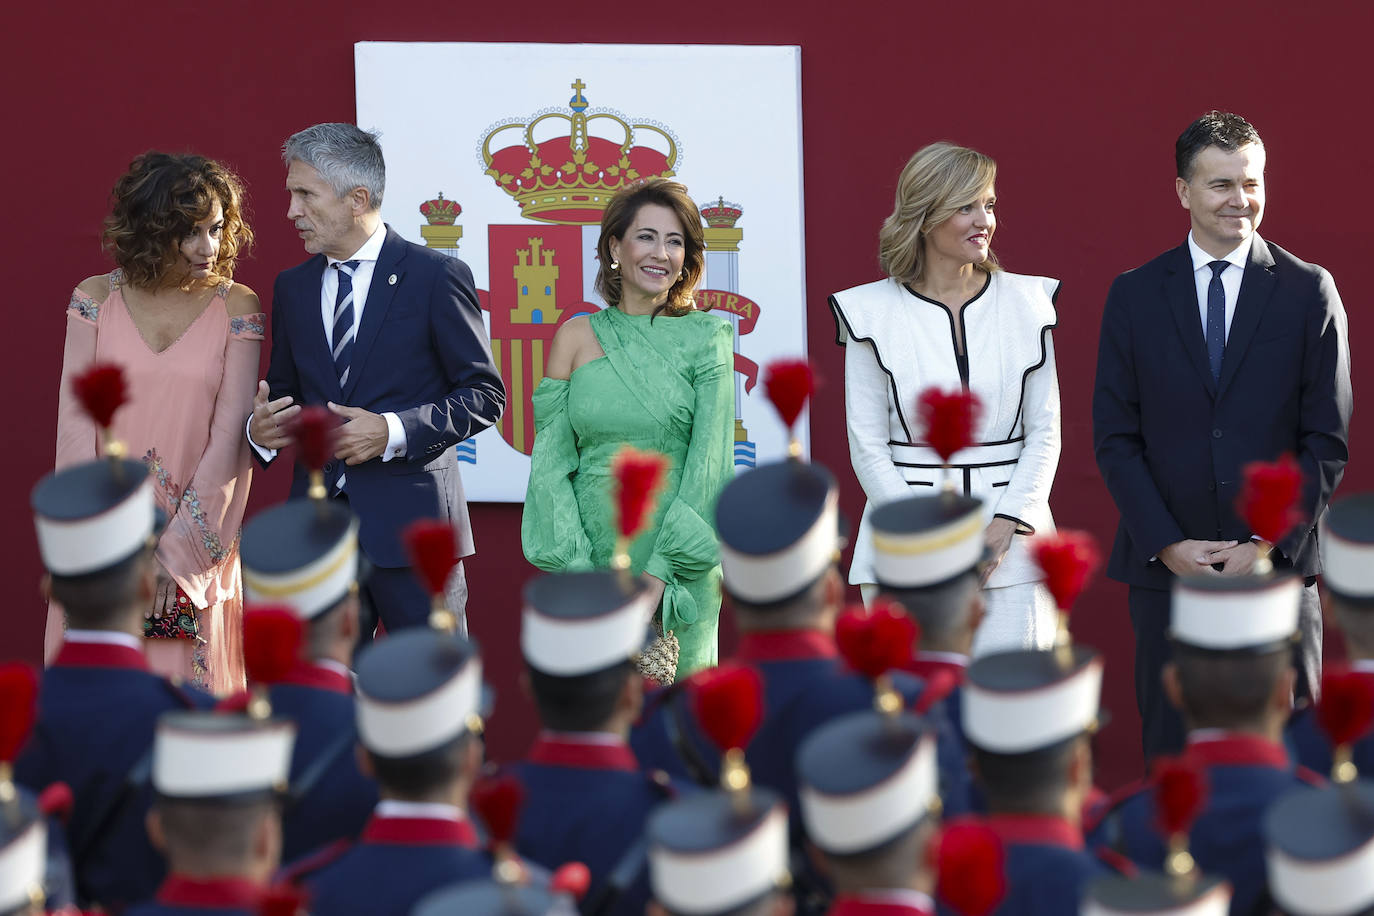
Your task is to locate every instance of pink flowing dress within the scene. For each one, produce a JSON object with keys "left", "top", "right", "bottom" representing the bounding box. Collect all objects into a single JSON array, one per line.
[{"left": 48, "top": 270, "right": 262, "bottom": 693}]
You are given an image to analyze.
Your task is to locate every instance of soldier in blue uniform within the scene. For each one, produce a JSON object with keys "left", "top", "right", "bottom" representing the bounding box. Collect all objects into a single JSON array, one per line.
[
  {"left": 1288, "top": 493, "right": 1374, "bottom": 775},
  {"left": 284, "top": 626, "right": 490, "bottom": 914},
  {"left": 125, "top": 710, "right": 297, "bottom": 916},
  {"left": 1264, "top": 777, "right": 1374, "bottom": 916},
  {"left": 1086, "top": 574, "right": 1317, "bottom": 915},
  {"left": 18, "top": 437, "right": 213, "bottom": 912},
  {"left": 510, "top": 570, "right": 682, "bottom": 916},
  {"left": 238, "top": 481, "right": 378, "bottom": 864},
  {"left": 0, "top": 780, "right": 76, "bottom": 915},
  {"left": 963, "top": 639, "right": 1114, "bottom": 915},
  {"left": 795, "top": 701, "right": 941, "bottom": 916}
]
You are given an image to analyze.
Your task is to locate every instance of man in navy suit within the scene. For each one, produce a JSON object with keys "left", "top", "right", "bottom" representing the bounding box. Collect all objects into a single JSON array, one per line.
[
  {"left": 248, "top": 123, "right": 504, "bottom": 636},
  {"left": 1093, "top": 111, "right": 1351, "bottom": 762}
]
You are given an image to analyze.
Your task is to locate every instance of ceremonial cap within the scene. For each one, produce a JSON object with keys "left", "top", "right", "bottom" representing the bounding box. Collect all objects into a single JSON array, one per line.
[
  {"left": 1082, "top": 873, "right": 1231, "bottom": 916},
  {"left": 413, "top": 881, "right": 563, "bottom": 916},
  {"left": 647, "top": 787, "right": 789, "bottom": 916},
  {"left": 522, "top": 571, "right": 655, "bottom": 676},
  {"left": 964, "top": 647, "right": 1103, "bottom": 754},
  {"left": 870, "top": 493, "right": 984, "bottom": 589},
  {"left": 1169, "top": 574, "right": 1300, "bottom": 652},
  {"left": 1264, "top": 781, "right": 1374, "bottom": 916},
  {"left": 797, "top": 709, "right": 938, "bottom": 855},
  {"left": 716, "top": 460, "right": 839, "bottom": 604},
  {"left": 31, "top": 459, "right": 156, "bottom": 578},
  {"left": 152, "top": 710, "right": 295, "bottom": 801},
  {"left": 0, "top": 794, "right": 44, "bottom": 916},
  {"left": 241, "top": 500, "right": 360, "bottom": 620},
  {"left": 355, "top": 629, "right": 484, "bottom": 758},
  {"left": 1321, "top": 493, "right": 1374, "bottom": 601}
]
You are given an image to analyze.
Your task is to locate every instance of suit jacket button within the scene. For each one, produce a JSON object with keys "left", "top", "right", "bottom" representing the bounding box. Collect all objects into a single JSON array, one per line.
[
  {"left": 324, "top": 461, "right": 335, "bottom": 473},
  {"left": 1212, "top": 428, "right": 1223, "bottom": 439},
  {"left": 1208, "top": 481, "right": 1216, "bottom": 492}
]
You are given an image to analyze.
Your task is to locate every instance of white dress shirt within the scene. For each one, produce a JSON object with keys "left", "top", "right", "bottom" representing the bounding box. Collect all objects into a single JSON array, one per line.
[
  {"left": 64, "top": 629, "right": 145, "bottom": 651},
  {"left": 247, "top": 221, "right": 406, "bottom": 476},
  {"left": 1188, "top": 232, "right": 1250, "bottom": 342},
  {"left": 373, "top": 800, "right": 467, "bottom": 822}
]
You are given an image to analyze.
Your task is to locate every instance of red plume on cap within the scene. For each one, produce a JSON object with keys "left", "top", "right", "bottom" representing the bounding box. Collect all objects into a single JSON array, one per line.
[
  {"left": 690, "top": 663, "right": 764, "bottom": 754},
  {"left": 1238, "top": 453, "right": 1304, "bottom": 546},
  {"left": 404, "top": 519, "right": 458, "bottom": 597},
  {"left": 915, "top": 667, "right": 958, "bottom": 717},
  {"left": 763, "top": 359, "right": 815, "bottom": 431},
  {"left": 257, "top": 884, "right": 309, "bottom": 916},
  {"left": 932, "top": 821, "right": 1006, "bottom": 916},
  {"left": 290, "top": 406, "right": 339, "bottom": 472},
  {"left": 72, "top": 363, "right": 128, "bottom": 429},
  {"left": 1317, "top": 666, "right": 1374, "bottom": 749},
  {"left": 1032, "top": 531, "right": 1101, "bottom": 613},
  {"left": 551, "top": 863, "right": 592, "bottom": 900},
  {"left": 0, "top": 663, "right": 38, "bottom": 765},
  {"left": 242, "top": 607, "right": 303, "bottom": 686},
  {"left": 37, "top": 782, "right": 74, "bottom": 823},
  {"left": 613, "top": 446, "right": 668, "bottom": 541},
  {"left": 834, "top": 603, "right": 916, "bottom": 680},
  {"left": 1152, "top": 756, "right": 1207, "bottom": 839},
  {"left": 470, "top": 771, "right": 525, "bottom": 847},
  {"left": 917, "top": 387, "right": 982, "bottom": 463}
]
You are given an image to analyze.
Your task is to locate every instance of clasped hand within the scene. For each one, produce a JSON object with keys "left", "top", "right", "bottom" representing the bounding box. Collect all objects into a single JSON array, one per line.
[
  {"left": 1159, "top": 538, "right": 1267, "bottom": 577},
  {"left": 249, "top": 380, "right": 388, "bottom": 465}
]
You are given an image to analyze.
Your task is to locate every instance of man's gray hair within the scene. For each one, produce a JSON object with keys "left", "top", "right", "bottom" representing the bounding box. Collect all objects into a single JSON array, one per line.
[{"left": 283, "top": 123, "right": 386, "bottom": 210}]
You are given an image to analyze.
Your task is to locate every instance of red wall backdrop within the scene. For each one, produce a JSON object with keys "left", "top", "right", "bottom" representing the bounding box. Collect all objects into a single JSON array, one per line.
[{"left": 5, "top": 1, "right": 1371, "bottom": 789}]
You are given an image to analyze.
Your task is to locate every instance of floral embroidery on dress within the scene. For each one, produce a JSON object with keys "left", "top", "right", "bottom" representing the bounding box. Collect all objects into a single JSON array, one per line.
[
  {"left": 144, "top": 584, "right": 200, "bottom": 642},
  {"left": 143, "top": 449, "right": 183, "bottom": 507},
  {"left": 229, "top": 314, "right": 265, "bottom": 336},
  {"left": 68, "top": 291, "right": 99, "bottom": 321},
  {"left": 180, "top": 485, "right": 227, "bottom": 564}
]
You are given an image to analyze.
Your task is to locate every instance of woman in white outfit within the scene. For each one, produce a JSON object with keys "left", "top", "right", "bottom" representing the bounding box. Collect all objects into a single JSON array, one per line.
[{"left": 830, "top": 142, "right": 1061, "bottom": 656}]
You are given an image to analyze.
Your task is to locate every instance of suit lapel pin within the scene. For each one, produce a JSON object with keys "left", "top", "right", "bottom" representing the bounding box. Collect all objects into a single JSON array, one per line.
[{"left": 388, "top": 274, "right": 397, "bottom": 285}]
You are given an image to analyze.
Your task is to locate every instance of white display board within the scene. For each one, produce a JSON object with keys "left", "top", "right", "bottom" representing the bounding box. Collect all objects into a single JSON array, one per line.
[{"left": 356, "top": 42, "right": 808, "bottom": 501}]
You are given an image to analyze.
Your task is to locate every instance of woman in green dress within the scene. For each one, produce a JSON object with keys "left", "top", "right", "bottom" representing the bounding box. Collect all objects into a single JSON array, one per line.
[{"left": 521, "top": 178, "right": 735, "bottom": 679}]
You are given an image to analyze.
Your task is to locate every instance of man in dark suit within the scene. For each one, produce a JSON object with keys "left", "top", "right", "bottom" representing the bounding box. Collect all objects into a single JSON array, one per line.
[
  {"left": 248, "top": 123, "right": 504, "bottom": 637},
  {"left": 1093, "top": 111, "right": 1351, "bottom": 763}
]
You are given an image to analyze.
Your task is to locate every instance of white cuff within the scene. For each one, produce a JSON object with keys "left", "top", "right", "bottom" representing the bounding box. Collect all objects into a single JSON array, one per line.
[
  {"left": 246, "top": 415, "right": 278, "bottom": 462},
  {"left": 382, "top": 412, "right": 406, "bottom": 461}
]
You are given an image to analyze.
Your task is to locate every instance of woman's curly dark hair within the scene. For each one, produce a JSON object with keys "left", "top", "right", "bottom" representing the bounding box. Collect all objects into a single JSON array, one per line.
[
  {"left": 103, "top": 152, "right": 254, "bottom": 289},
  {"left": 594, "top": 177, "right": 706, "bottom": 318}
]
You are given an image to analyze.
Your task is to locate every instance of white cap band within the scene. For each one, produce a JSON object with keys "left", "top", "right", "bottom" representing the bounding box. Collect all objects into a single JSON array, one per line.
[
  {"left": 357, "top": 657, "right": 482, "bottom": 757},
  {"left": 1321, "top": 516, "right": 1374, "bottom": 599},
  {"left": 1268, "top": 835, "right": 1374, "bottom": 916},
  {"left": 650, "top": 804, "right": 788, "bottom": 915},
  {"left": 964, "top": 657, "right": 1103, "bottom": 754},
  {"left": 35, "top": 477, "right": 155, "bottom": 576},
  {"left": 243, "top": 519, "right": 359, "bottom": 619},
  {"left": 721, "top": 490, "right": 838, "bottom": 603},
  {"left": 154, "top": 720, "right": 295, "bottom": 798},
  {"left": 1171, "top": 577, "right": 1299, "bottom": 650},
  {"left": 521, "top": 588, "right": 655, "bottom": 675},
  {"left": 0, "top": 819, "right": 45, "bottom": 912},
  {"left": 872, "top": 509, "right": 983, "bottom": 588},
  {"left": 800, "top": 732, "right": 936, "bottom": 854},
  {"left": 1082, "top": 881, "right": 1232, "bottom": 916}
]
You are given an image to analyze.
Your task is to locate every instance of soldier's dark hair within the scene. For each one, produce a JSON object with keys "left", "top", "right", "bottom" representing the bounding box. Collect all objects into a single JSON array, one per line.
[
  {"left": 365, "top": 731, "right": 478, "bottom": 798},
  {"left": 1334, "top": 596, "right": 1374, "bottom": 657},
  {"left": 1171, "top": 644, "right": 1290, "bottom": 730},
  {"left": 821, "top": 817, "right": 936, "bottom": 889},
  {"left": 153, "top": 797, "right": 277, "bottom": 869},
  {"left": 526, "top": 660, "right": 636, "bottom": 732},
  {"left": 49, "top": 545, "right": 154, "bottom": 629},
  {"left": 878, "top": 570, "right": 980, "bottom": 651},
  {"left": 971, "top": 733, "right": 1086, "bottom": 815},
  {"left": 1176, "top": 111, "right": 1263, "bottom": 180}
]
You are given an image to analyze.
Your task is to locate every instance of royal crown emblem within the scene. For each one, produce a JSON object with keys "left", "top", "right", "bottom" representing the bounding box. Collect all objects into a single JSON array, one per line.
[
  {"left": 419, "top": 192, "right": 461, "bottom": 225},
  {"left": 481, "top": 79, "right": 679, "bottom": 225},
  {"left": 700, "top": 197, "right": 743, "bottom": 229}
]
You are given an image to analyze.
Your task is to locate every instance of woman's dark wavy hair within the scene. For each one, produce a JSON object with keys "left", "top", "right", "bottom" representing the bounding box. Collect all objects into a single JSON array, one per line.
[
  {"left": 103, "top": 152, "right": 253, "bottom": 289},
  {"left": 594, "top": 177, "right": 706, "bottom": 318}
]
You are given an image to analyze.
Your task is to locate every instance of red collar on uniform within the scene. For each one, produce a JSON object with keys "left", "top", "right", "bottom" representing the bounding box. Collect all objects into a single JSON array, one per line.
[
  {"left": 527, "top": 734, "right": 638, "bottom": 772},
  {"left": 52, "top": 641, "right": 149, "bottom": 671},
  {"left": 906, "top": 655, "right": 968, "bottom": 682},
  {"left": 361, "top": 815, "right": 478, "bottom": 847},
  {"left": 155, "top": 874, "right": 263, "bottom": 908},
  {"left": 276, "top": 660, "right": 352, "bottom": 694},
  {"left": 736, "top": 630, "right": 838, "bottom": 662},
  {"left": 982, "top": 814, "right": 1084, "bottom": 850},
  {"left": 1185, "top": 733, "right": 1290, "bottom": 769},
  {"left": 829, "top": 892, "right": 934, "bottom": 916}
]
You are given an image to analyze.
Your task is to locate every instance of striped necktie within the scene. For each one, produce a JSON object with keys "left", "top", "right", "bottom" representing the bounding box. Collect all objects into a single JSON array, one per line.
[{"left": 332, "top": 259, "right": 360, "bottom": 388}]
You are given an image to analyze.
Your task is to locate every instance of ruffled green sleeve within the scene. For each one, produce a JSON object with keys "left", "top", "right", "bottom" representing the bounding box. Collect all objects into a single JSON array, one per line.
[
  {"left": 643, "top": 318, "right": 735, "bottom": 634},
  {"left": 521, "top": 377, "right": 595, "bottom": 572}
]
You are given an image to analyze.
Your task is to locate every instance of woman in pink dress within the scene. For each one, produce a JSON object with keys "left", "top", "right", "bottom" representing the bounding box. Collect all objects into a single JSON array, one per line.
[{"left": 48, "top": 152, "right": 262, "bottom": 693}]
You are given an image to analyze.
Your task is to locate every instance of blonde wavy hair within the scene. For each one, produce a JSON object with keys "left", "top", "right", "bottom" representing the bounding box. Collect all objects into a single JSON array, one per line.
[{"left": 878, "top": 142, "right": 1000, "bottom": 286}]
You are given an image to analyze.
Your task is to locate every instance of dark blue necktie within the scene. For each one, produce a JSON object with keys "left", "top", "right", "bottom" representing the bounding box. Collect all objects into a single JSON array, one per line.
[
  {"left": 332, "top": 260, "right": 360, "bottom": 388},
  {"left": 1206, "top": 260, "right": 1228, "bottom": 381}
]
